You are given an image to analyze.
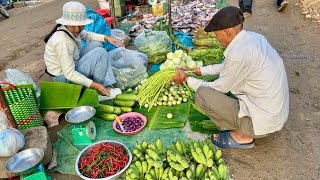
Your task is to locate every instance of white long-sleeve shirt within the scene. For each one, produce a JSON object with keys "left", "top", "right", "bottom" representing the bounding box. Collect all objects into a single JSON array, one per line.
[
  {"left": 44, "top": 26, "right": 106, "bottom": 87},
  {"left": 188, "top": 30, "right": 289, "bottom": 135}
]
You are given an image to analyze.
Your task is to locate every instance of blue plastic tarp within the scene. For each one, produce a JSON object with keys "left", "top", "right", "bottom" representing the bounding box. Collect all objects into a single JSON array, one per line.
[
  {"left": 81, "top": 8, "right": 116, "bottom": 52},
  {"left": 173, "top": 32, "right": 194, "bottom": 51}
]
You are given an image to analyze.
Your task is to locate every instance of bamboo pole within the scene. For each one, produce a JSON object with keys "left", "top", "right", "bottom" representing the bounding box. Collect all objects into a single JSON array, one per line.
[
  {"left": 168, "top": 0, "right": 172, "bottom": 29},
  {"left": 0, "top": 86, "right": 17, "bottom": 128},
  {"left": 110, "top": 0, "right": 120, "bottom": 28}
]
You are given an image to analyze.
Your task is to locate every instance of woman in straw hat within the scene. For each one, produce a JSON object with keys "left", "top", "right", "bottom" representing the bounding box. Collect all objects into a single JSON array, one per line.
[{"left": 44, "top": 1, "right": 124, "bottom": 97}]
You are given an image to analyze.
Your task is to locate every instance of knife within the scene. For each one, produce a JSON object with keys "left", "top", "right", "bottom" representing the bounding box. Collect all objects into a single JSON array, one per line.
[{"left": 115, "top": 116, "right": 125, "bottom": 132}]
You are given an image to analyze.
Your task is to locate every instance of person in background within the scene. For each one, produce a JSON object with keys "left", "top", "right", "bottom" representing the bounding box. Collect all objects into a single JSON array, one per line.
[
  {"left": 173, "top": 6, "right": 289, "bottom": 149},
  {"left": 239, "top": 0, "right": 289, "bottom": 18},
  {"left": 44, "top": 1, "right": 124, "bottom": 97}
]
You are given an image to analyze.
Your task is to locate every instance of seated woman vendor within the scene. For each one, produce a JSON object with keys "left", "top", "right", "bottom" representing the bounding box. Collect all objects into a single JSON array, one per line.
[{"left": 44, "top": 1, "right": 124, "bottom": 96}]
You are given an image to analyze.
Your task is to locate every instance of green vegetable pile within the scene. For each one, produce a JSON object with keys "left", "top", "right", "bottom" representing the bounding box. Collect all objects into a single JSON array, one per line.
[
  {"left": 189, "top": 49, "right": 224, "bottom": 66},
  {"left": 135, "top": 31, "right": 172, "bottom": 64},
  {"left": 152, "top": 19, "right": 189, "bottom": 52},
  {"left": 188, "top": 27, "right": 225, "bottom": 66},
  {"left": 138, "top": 81, "right": 192, "bottom": 109},
  {"left": 160, "top": 50, "right": 203, "bottom": 70},
  {"left": 193, "top": 28, "right": 221, "bottom": 49},
  {"left": 95, "top": 94, "right": 138, "bottom": 121},
  {"left": 136, "top": 69, "right": 192, "bottom": 111},
  {"left": 125, "top": 139, "right": 228, "bottom": 180}
]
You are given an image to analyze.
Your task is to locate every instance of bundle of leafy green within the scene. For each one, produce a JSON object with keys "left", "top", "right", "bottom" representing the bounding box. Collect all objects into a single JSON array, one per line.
[{"left": 189, "top": 48, "right": 224, "bottom": 66}]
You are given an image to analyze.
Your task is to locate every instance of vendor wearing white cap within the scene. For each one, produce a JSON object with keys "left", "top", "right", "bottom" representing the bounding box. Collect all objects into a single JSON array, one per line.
[
  {"left": 173, "top": 6, "right": 289, "bottom": 149},
  {"left": 44, "top": 1, "right": 124, "bottom": 96}
]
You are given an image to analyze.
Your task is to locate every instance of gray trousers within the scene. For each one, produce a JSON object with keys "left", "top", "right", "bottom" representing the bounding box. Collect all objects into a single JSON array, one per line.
[
  {"left": 195, "top": 87, "right": 266, "bottom": 138},
  {"left": 52, "top": 42, "right": 116, "bottom": 87}
]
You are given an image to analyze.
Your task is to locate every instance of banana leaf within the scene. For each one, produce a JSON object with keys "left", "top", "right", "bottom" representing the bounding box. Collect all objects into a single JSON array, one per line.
[
  {"left": 133, "top": 102, "right": 191, "bottom": 130},
  {"left": 77, "top": 89, "right": 99, "bottom": 107},
  {"left": 40, "top": 82, "right": 99, "bottom": 109}
]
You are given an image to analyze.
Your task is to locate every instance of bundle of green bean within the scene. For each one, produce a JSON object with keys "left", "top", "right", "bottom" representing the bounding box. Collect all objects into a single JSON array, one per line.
[
  {"left": 137, "top": 69, "right": 194, "bottom": 111},
  {"left": 137, "top": 69, "right": 176, "bottom": 111}
]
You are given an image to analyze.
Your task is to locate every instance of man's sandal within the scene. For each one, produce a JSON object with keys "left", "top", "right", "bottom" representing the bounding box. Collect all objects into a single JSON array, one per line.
[
  {"left": 210, "top": 131, "right": 254, "bottom": 149},
  {"left": 278, "top": 1, "right": 289, "bottom": 12}
]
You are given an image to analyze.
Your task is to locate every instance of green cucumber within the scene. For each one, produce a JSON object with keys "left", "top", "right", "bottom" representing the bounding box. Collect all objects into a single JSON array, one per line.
[
  {"left": 114, "top": 107, "right": 122, "bottom": 115},
  {"left": 113, "top": 100, "right": 135, "bottom": 107},
  {"left": 126, "top": 88, "right": 133, "bottom": 93},
  {"left": 115, "top": 94, "right": 138, "bottom": 101},
  {"left": 130, "top": 90, "right": 139, "bottom": 95},
  {"left": 97, "top": 113, "right": 117, "bottom": 121},
  {"left": 120, "top": 107, "right": 133, "bottom": 113},
  {"left": 97, "top": 104, "right": 114, "bottom": 114}
]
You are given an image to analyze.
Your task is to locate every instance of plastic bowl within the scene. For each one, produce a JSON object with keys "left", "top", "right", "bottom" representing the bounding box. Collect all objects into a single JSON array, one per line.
[
  {"left": 112, "top": 112, "right": 147, "bottom": 136},
  {"left": 75, "top": 141, "right": 132, "bottom": 180}
]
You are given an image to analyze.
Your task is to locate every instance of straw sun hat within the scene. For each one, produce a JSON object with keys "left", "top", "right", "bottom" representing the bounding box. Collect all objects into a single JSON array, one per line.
[{"left": 56, "top": 1, "right": 93, "bottom": 26}]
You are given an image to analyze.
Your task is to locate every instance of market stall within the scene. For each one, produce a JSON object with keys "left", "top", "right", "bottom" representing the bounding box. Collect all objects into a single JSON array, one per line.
[{"left": 0, "top": 0, "right": 230, "bottom": 179}]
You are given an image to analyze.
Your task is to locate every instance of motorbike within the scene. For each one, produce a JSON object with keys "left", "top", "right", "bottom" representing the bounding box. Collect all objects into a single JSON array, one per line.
[{"left": 0, "top": 0, "right": 9, "bottom": 18}]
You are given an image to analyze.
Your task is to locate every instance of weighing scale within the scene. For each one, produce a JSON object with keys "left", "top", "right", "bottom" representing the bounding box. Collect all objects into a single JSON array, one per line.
[
  {"left": 65, "top": 106, "right": 97, "bottom": 146},
  {"left": 5, "top": 148, "right": 51, "bottom": 180},
  {"left": 20, "top": 164, "right": 51, "bottom": 180}
]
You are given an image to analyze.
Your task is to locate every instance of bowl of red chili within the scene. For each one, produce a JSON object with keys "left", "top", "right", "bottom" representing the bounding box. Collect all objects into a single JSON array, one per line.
[
  {"left": 75, "top": 141, "right": 132, "bottom": 180},
  {"left": 112, "top": 112, "right": 147, "bottom": 136}
]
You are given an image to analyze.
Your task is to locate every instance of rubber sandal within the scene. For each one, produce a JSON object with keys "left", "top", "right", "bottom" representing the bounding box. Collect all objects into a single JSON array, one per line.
[
  {"left": 210, "top": 131, "right": 254, "bottom": 149},
  {"left": 278, "top": 1, "right": 288, "bottom": 12}
]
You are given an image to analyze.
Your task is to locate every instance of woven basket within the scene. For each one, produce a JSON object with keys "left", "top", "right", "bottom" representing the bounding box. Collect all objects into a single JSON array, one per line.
[{"left": 1, "top": 82, "right": 43, "bottom": 130}]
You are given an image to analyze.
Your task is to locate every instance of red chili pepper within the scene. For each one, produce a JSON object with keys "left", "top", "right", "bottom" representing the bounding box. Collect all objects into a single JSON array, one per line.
[{"left": 79, "top": 143, "right": 129, "bottom": 178}]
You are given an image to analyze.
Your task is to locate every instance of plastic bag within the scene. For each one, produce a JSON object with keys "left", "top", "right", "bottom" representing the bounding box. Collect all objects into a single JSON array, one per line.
[
  {"left": 111, "top": 29, "right": 130, "bottom": 47},
  {"left": 82, "top": 8, "right": 115, "bottom": 52},
  {"left": 97, "top": 0, "right": 109, "bottom": 9},
  {"left": 5, "top": 69, "right": 39, "bottom": 96},
  {"left": 0, "top": 111, "right": 9, "bottom": 131},
  {"left": 0, "top": 128, "right": 25, "bottom": 157},
  {"left": 108, "top": 47, "right": 148, "bottom": 89},
  {"left": 134, "top": 31, "right": 171, "bottom": 64}
]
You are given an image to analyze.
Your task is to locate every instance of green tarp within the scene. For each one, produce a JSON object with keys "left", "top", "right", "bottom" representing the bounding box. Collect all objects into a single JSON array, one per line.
[{"left": 50, "top": 118, "right": 187, "bottom": 175}]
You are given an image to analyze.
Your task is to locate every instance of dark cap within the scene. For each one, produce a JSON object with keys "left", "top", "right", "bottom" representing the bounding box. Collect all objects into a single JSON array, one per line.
[{"left": 204, "top": 6, "right": 245, "bottom": 32}]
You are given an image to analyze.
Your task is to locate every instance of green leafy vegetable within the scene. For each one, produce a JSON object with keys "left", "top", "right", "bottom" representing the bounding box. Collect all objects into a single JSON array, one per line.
[{"left": 189, "top": 49, "right": 224, "bottom": 66}]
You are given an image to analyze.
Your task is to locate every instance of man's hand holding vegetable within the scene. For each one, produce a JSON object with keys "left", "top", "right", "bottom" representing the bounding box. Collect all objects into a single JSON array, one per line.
[{"left": 173, "top": 67, "right": 202, "bottom": 85}]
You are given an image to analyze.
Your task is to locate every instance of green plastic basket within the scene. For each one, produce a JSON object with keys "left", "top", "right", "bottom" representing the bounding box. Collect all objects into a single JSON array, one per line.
[{"left": 1, "top": 82, "right": 43, "bottom": 130}]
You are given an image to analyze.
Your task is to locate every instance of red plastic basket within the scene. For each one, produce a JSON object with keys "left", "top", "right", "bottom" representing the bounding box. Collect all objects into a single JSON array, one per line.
[
  {"left": 113, "top": 112, "right": 147, "bottom": 136},
  {"left": 95, "top": 9, "right": 110, "bottom": 18},
  {"left": 105, "top": 17, "right": 113, "bottom": 28}
]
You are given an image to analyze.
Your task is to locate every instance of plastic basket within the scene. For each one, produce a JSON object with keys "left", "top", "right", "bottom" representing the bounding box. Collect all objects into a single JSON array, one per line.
[{"left": 1, "top": 82, "right": 43, "bottom": 130}]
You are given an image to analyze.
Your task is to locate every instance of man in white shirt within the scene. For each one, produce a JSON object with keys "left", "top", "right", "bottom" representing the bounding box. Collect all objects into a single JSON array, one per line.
[{"left": 173, "top": 6, "right": 289, "bottom": 148}]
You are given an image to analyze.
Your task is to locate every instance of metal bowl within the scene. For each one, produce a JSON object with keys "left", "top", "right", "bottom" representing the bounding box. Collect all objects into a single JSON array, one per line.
[
  {"left": 75, "top": 141, "right": 132, "bottom": 180},
  {"left": 5, "top": 148, "right": 44, "bottom": 175},
  {"left": 65, "top": 106, "right": 96, "bottom": 124}
]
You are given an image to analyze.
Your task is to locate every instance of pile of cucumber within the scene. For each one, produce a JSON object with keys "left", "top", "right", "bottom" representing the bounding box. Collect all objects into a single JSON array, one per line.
[{"left": 96, "top": 94, "right": 138, "bottom": 121}]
